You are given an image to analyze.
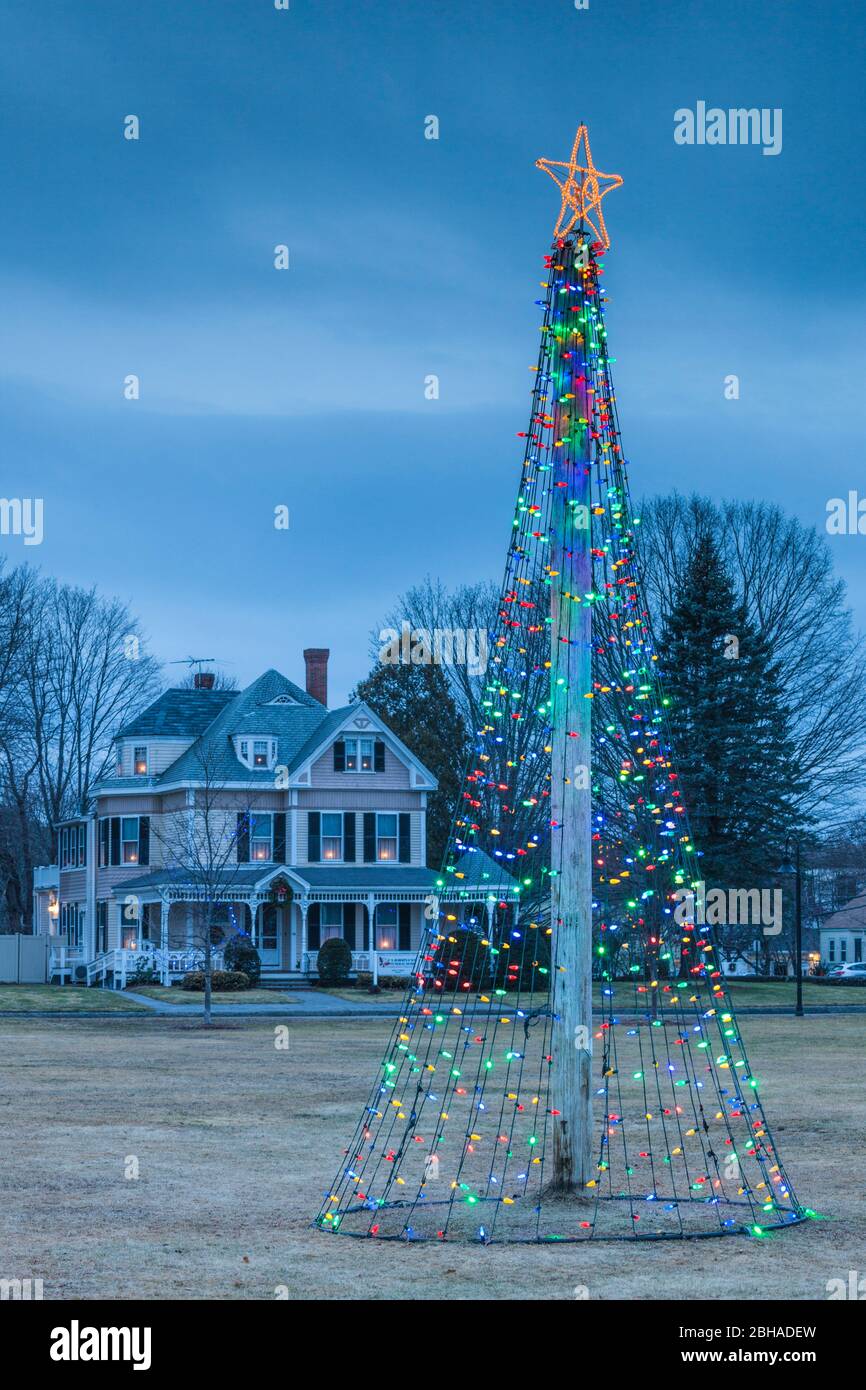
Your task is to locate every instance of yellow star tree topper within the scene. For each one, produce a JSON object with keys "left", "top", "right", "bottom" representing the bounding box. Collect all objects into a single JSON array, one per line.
[{"left": 536, "top": 124, "right": 623, "bottom": 250}]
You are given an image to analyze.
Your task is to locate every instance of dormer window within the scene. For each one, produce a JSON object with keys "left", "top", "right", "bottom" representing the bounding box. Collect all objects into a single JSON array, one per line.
[
  {"left": 234, "top": 736, "right": 277, "bottom": 770},
  {"left": 133, "top": 745, "right": 148, "bottom": 776}
]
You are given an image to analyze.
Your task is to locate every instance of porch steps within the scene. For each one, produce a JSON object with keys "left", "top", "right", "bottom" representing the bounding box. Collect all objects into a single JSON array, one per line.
[{"left": 259, "top": 973, "right": 315, "bottom": 990}]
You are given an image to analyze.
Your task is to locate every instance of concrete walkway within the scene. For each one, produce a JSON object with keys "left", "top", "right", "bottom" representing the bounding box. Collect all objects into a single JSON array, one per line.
[{"left": 120, "top": 990, "right": 403, "bottom": 1018}]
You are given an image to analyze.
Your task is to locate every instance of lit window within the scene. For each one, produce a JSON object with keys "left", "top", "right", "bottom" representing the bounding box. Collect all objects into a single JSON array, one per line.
[
  {"left": 321, "top": 813, "right": 343, "bottom": 861},
  {"left": 359, "top": 738, "right": 374, "bottom": 771},
  {"left": 377, "top": 814, "right": 397, "bottom": 862},
  {"left": 133, "top": 746, "right": 148, "bottom": 776},
  {"left": 121, "top": 818, "right": 139, "bottom": 864},
  {"left": 250, "top": 814, "right": 273, "bottom": 861},
  {"left": 253, "top": 740, "right": 269, "bottom": 768},
  {"left": 345, "top": 738, "right": 358, "bottom": 771},
  {"left": 376, "top": 905, "right": 398, "bottom": 950}
]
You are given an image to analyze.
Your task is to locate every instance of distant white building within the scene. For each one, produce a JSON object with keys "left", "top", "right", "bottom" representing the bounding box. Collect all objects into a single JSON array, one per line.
[{"left": 819, "top": 893, "right": 866, "bottom": 968}]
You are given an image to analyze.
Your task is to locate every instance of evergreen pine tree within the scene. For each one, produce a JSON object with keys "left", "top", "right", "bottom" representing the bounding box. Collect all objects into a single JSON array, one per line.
[
  {"left": 659, "top": 536, "right": 804, "bottom": 893},
  {"left": 352, "top": 659, "right": 469, "bottom": 869}
]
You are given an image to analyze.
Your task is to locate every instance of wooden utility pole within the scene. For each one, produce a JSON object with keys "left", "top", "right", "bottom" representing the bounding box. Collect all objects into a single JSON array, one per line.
[{"left": 550, "top": 231, "right": 594, "bottom": 1190}]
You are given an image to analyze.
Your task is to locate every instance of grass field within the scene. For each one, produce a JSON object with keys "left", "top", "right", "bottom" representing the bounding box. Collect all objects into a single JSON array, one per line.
[
  {"left": 0, "top": 984, "right": 147, "bottom": 1012},
  {"left": 131, "top": 985, "right": 300, "bottom": 1005},
  {"left": 320, "top": 980, "right": 866, "bottom": 1008},
  {"left": 0, "top": 1012, "right": 862, "bottom": 1300}
]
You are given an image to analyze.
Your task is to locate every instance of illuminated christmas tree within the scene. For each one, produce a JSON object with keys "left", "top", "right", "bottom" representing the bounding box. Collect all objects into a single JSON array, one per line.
[{"left": 316, "top": 126, "right": 806, "bottom": 1243}]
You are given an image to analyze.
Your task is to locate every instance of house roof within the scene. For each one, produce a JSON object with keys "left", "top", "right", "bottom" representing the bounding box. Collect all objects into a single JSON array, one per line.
[
  {"left": 112, "top": 865, "right": 441, "bottom": 897},
  {"left": 96, "top": 668, "right": 439, "bottom": 794},
  {"left": 441, "top": 847, "right": 520, "bottom": 892},
  {"left": 821, "top": 893, "right": 866, "bottom": 934},
  {"left": 159, "top": 671, "right": 341, "bottom": 785},
  {"left": 116, "top": 688, "right": 236, "bottom": 738},
  {"left": 115, "top": 855, "right": 515, "bottom": 898}
]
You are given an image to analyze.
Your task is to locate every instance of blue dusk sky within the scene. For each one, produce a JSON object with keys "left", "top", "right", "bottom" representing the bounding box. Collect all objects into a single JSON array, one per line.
[{"left": 1, "top": 0, "right": 864, "bottom": 703}]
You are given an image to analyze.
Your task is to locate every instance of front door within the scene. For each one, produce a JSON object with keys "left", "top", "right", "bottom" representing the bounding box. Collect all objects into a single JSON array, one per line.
[{"left": 259, "top": 903, "right": 280, "bottom": 966}]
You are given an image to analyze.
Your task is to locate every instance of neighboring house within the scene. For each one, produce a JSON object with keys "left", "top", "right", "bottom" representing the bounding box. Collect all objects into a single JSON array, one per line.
[
  {"left": 819, "top": 893, "right": 866, "bottom": 969},
  {"left": 39, "top": 651, "right": 517, "bottom": 986}
]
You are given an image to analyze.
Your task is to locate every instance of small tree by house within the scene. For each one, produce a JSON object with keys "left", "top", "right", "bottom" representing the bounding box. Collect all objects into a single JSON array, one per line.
[{"left": 149, "top": 743, "right": 261, "bottom": 1025}]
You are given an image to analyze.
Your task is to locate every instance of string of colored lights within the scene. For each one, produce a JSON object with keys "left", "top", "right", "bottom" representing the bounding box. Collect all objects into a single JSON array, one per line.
[{"left": 315, "top": 156, "right": 807, "bottom": 1242}]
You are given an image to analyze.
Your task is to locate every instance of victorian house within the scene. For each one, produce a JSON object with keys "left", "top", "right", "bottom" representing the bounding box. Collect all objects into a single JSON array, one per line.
[{"left": 40, "top": 651, "right": 516, "bottom": 987}]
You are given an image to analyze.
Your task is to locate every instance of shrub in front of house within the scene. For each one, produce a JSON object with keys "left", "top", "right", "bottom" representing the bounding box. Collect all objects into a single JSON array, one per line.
[
  {"left": 181, "top": 970, "right": 250, "bottom": 992},
  {"left": 223, "top": 937, "right": 262, "bottom": 986},
  {"left": 316, "top": 936, "right": 353, "bottom": 985}
]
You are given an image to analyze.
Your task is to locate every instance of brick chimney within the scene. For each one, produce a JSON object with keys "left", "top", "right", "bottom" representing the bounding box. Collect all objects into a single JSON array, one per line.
[
  {"left": 303, "top": 648, "right": 329, "bottom": 706},
  {"left": 194, "top": 671, "right": 215, "bottom": 690}
]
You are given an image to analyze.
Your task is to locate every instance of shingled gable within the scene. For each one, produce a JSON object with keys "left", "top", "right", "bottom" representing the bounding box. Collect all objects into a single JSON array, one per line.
[{"left": 285, "top": 700, "right": 439, "bottom": 788}]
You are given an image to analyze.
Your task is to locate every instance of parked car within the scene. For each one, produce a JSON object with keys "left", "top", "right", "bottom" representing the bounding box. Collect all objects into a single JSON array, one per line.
[{"left": 827, "top": 962, "right": 866, "bottom": 980}]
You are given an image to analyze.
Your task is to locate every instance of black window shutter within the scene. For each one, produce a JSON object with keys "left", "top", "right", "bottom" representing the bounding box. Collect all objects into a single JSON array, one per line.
[
  {"left": 273, "top": 812, "right": 287, "bottom": 863},
  {"left": 398, "top": 903, "right": 411, "bottom": 951},
  {"left": 398, "top": 813, "right": 411, "bottom": 863},
  {"left": 138, "top": 817, "right": 150, "bottom": 867},
  {"left": 110, "top": 818, "right": 121, "bottom": 867},
  {"left": 374, "top": 740, "right": 385, "bottom": 772},
  {"left": 363, "top": 813, "right": 376, "bottom": 863},
  {"left": 343, "top": 903, "right": 356, "bottom": 950},
  {"left": 343, "top": 812, "right": 356, "bottom": 862},
  {"left": 236, "top": 813, "right": 249, "bottom": 863},
  {"left": 308, "top": 811, "right": 321, "bottom": 863},
  {"left": 333, "top": 740, "right": 345, "bottom": 772},
  {"left": 307, "top": 903, "right": 321, "bottom": 951}
]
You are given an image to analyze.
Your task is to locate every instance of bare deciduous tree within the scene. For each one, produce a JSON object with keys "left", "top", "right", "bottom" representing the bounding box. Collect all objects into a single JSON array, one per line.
[{"left": 149, "top": 743, "right": 261, "bottom": 1025}]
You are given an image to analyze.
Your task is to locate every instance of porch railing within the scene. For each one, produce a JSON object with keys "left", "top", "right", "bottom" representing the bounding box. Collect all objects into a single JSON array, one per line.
[
  {"left": 84, "top": 946, "right": 226, "bottom": 989},
  {"left": 302, "top": 950, "right": 417, "bottom": 981}
]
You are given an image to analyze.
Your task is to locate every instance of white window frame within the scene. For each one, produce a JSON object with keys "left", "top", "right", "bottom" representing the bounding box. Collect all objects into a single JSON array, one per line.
[
  {"left": 249, "top": 813, "right": 274, "bottom": 863},
  {"left": 234, "top": 736, "right": 277, "bottom": 770},
  {"left": 121, "top": 816, "right": 142, "bottom": 865},
  {"left": 61, "top": 902, "right": 84, "bottom": 949},
  {"left": 375, "top": 904, "right": 398, "bottom": 950},
  {"left": 320, "top": 904, "right": 343, "bottom": 943},
  {"left": 376, "top": 813, "right": 398, "bottom": 863},
  {"left": 133, "top": 745, "right": 148, "bottom": 776},
  {"left": 321, "top": 812, "right": 343, "bottom": 862},
  {"left": 344, "top": 736, "right": 375, "bottom": 772}
]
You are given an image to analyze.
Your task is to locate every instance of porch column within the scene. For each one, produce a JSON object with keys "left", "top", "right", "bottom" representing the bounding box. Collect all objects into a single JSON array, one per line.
[
  {"left": 160, "top": 900, "right": 170, "bottom": 984},
  {"left": 485, "top": 899, "right": 495, "bottom": 936},
  {"left": 367, "top": 893, "right": 378, "bottom": 987},
  {"left": 299, "top": 899, "right": 309, "bottom": 973},
  {"left": 250, "top": 902, "right": 259, "bottom": 946}
]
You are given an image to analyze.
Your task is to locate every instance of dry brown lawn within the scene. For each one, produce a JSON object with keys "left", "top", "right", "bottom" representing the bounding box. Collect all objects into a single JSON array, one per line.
[{"left": 0, "top": 1012, "right": 862, "bottom": 1300}]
